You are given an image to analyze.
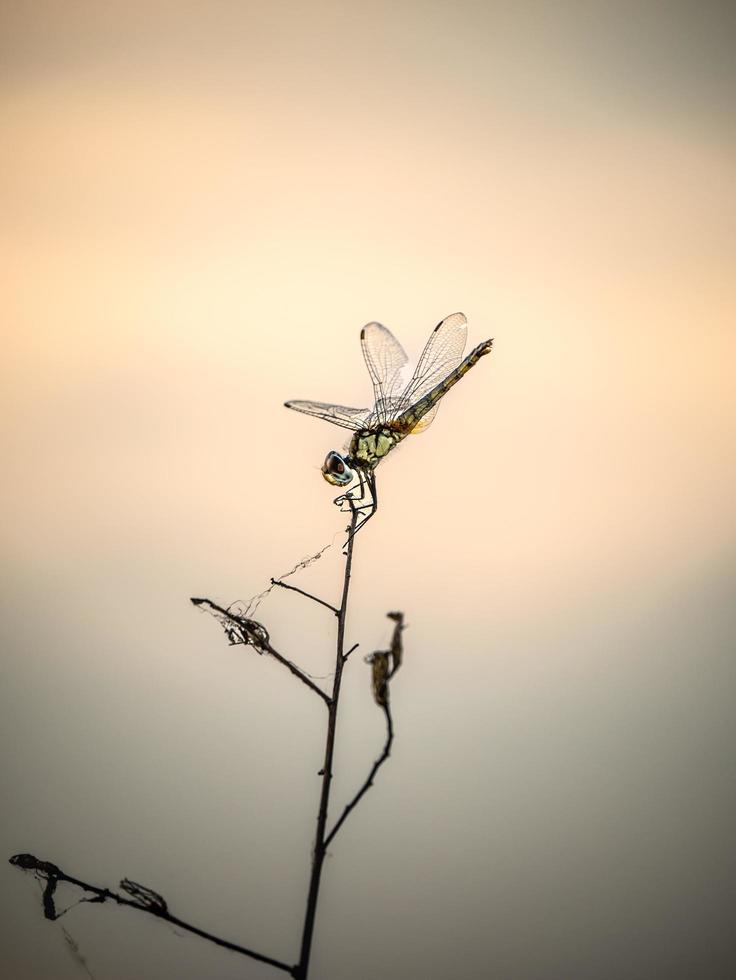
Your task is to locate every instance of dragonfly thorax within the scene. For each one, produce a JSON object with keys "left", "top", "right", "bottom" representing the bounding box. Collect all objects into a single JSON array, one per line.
[
  {"left": 350, "top": 427, "right": 403, "bottom": 467},
  {"left": 321, "top": 426, "right": 401, "bottom": 489}
]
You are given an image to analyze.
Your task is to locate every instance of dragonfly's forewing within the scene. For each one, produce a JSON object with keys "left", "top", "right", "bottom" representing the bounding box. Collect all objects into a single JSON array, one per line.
[
  {"left": 283, "top": 400, "right": 370, "bottom": 431},
  {"left": 360, "top": 322, "right": 410, "bottom": 425},
  {"left": 394, "top": 312, "right": 468, "bottom": 432}
]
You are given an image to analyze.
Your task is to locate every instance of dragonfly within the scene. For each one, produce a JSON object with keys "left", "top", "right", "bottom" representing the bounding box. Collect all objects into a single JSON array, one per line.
[{"left": 285, "top": 312, "right": 493, "bottom": 524}]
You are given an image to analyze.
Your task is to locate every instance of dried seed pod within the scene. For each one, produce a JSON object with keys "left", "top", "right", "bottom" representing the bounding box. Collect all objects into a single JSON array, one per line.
[
  {"left": 191, "top": 597, "right": 271, "bottom": 654},
  {"left": 386, "top": 611, "right": 405, "bottom": 674},
  {"left": 367, "top": 651, "right": 391, "bottom": 706}
]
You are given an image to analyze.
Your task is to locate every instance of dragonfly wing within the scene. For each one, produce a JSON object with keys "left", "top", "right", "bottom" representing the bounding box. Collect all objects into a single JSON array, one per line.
[
  {"left": 394, "top": 312, "right": 468, "bottom": 431},
  {"left": 360, "top": 322, "right": 410, "bottom": 425},
  {"left": 284, "top": 399, "right": 369, "bottom": 431}
]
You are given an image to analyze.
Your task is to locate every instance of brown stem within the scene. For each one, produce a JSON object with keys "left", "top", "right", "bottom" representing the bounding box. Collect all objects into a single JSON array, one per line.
[{"left": 294, "top": 503, "right": 359, "bottom": 980}]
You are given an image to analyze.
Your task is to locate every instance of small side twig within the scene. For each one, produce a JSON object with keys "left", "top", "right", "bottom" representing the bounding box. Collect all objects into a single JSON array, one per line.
[
  {"left": 264, "top": 643, "right": 331, "bottom": 706},
  {"left": 324, "top": 702, "right": 394, "bottom": 847},
  {"left": 343, "top": 642, "right": 360, "bottom": 662},
  {"left": 270, "top": 579, "right": 339, "bottom": 616},
  {"left": 9, "top": 854, "right": 294, "bottom": 974},
  {"left": 324, "top": 612, "right": 404, "bottom": 847}
]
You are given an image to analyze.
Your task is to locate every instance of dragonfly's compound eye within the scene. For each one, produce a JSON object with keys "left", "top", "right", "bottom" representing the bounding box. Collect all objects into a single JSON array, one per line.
[{"left": 321, "top": 451, "right": 354, "bottom": 487}]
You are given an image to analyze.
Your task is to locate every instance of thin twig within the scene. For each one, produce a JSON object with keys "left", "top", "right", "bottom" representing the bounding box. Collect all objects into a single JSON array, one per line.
[
  {"left": 343, "top": 643, "right": 359, "bottom": 662},
  {"left": 324, "top": 703, "right": 394, "bottom": 848},
  {"left": 192, "top": 597, "right": 330, "bottom": 706},
  {"left": 9, "top": 854, "right": 294, "bottom": 974},
  {"left": 263, "top": 643, "right": 331, "bottom": 706},
  {"left": 271, "top": 579, "right": 339, "bottom": 616}
]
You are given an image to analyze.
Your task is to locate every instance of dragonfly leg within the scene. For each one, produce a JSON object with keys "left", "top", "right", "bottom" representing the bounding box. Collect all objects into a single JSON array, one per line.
[
  {"left": 366, "top": 470, "right": 378, "bottom": 520},
  {"left": 334, "top": 469, "right": 366, "bottom": 512},
  {"left": 353, "top": 469, "right": 368, "bottom": 504},
  {"left": 351, "top": 470, "right": 378, "bottom": 535}
]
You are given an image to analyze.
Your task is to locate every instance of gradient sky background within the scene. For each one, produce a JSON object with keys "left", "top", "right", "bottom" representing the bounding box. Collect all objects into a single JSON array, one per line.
[{"left": 2, "top": 2, "right": 735, "bottom": 978}]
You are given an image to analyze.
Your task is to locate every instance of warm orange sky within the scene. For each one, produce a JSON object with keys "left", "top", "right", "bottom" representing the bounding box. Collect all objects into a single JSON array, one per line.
[{"left": 2, "top": 3, "right": 735, "bottom": 979}]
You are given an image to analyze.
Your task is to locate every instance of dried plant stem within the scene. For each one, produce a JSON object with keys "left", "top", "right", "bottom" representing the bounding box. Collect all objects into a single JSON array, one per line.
[
  {"left": 10, "top": 497, "right": 401, "bottom": 980},
  {"left": 294, "top": 502, "right": 359, "bottom": 980}
]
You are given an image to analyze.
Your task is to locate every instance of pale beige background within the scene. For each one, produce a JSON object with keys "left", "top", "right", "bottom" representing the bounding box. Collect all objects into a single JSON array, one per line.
[{"left": 2, "top": 2, "right": 735, "bottom": 979}]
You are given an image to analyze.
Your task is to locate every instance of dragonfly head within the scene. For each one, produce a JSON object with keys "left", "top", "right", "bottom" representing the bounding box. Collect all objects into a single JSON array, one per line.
[{"left": 322, "top": 451, "right": 355, "bottom": 487}]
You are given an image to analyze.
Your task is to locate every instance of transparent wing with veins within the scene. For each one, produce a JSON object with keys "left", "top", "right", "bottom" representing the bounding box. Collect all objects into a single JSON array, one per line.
[
  {"left": 284, "top": 320, "right": 408, "bottom": 432},
  {"left": 367, "top": 312, "right": 468, "bottom": 432},
  {"left": 360, "top": 322, "right": 410, "bottom": 426},
  {"left": 282, "top": 400, "right": 369, "bottom": 432},
  {"left": 284, "top": 312, "right": 469, "bottom": 436},
  {"left": 400, "top": 312, "right": 468, "bottom": 406}
]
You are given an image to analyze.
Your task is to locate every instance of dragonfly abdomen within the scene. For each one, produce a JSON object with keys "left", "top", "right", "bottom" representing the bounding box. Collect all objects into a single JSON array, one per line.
[{"left": 395, "top": 338, "right": 493, "bottom": 433}]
